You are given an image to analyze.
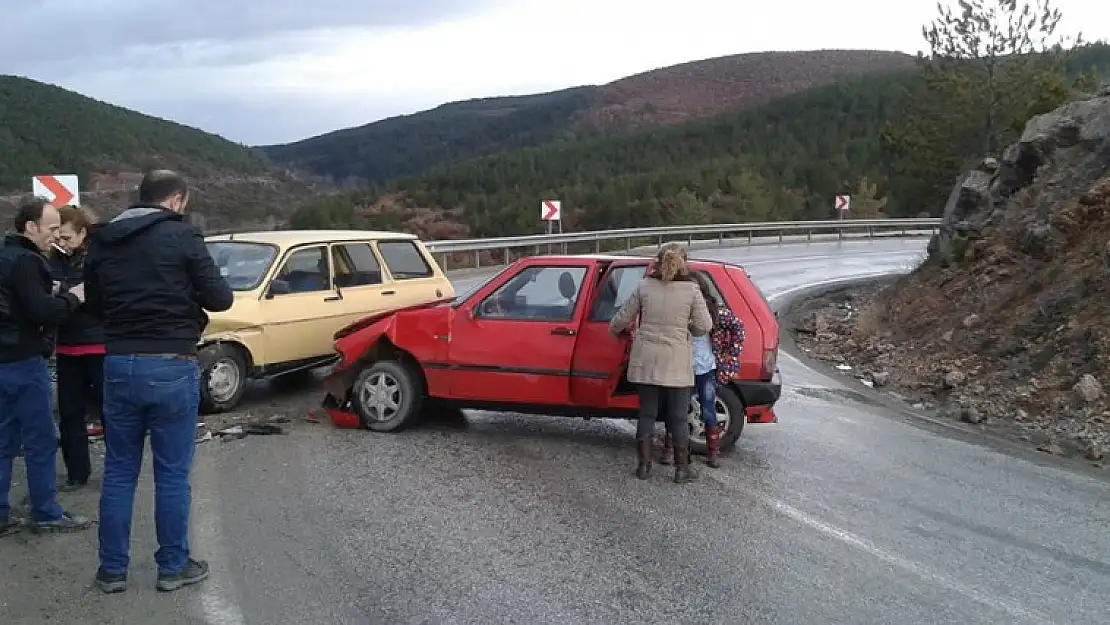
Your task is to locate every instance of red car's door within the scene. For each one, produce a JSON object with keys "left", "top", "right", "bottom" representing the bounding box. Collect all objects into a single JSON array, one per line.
[
  {"left": 569, "top": 261, "right": 649, "bottom": 410},
  {"left": 448, "top": 261, "right": 597, "bottom": 405}
]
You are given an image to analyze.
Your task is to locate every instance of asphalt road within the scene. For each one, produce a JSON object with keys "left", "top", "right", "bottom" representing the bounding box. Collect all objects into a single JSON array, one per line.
[{"left": 4, "top": 238, "right": 1109, "bottom": 625}]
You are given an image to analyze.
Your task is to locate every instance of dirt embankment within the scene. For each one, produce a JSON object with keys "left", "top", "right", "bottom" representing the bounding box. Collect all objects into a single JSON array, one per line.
[{"left": 789, "top": 88, "right": 1110, "bottom": 464}]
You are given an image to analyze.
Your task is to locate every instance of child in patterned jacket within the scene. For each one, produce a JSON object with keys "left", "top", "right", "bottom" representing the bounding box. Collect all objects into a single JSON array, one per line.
[{"left": 662, "top": 272, "right": 745, "bottom": 468}]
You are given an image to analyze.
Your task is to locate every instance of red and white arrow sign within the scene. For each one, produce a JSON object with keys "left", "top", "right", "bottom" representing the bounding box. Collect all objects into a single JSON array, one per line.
[
  {"left": 33, "top": 174, "right": 80, "bottom": 207},
  {"left": 541, "top": 200, "right": 561, "bottom": 221},
  {"left": 834, "top": 194, "right": 850, "bottom": 211}
]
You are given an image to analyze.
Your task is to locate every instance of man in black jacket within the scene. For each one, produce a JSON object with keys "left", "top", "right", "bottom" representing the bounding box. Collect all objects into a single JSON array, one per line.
[
  {"left": 84, "top": 170, "right": 233, "bottom": 594},
  {"left": 0, "top": 198, "right": 93, "bottom": 536}
]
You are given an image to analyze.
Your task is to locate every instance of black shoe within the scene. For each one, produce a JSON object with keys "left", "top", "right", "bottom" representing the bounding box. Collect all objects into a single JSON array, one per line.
[
  {"left": 156, "top": 559, "right": 209, "bottom": 592},
  {"left": 30, "top": 512, "right": 92, "bottom": 533},
  {"left": 58, "top": 479, "right": 89, "bottom": 493},
  {"left": 95, "top": 568, "right": 128, "bottom": 593}
]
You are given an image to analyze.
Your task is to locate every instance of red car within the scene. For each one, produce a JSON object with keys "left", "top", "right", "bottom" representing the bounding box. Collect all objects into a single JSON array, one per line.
[{"left": 322, "top": 254, "right": 781, "bottom": 453}]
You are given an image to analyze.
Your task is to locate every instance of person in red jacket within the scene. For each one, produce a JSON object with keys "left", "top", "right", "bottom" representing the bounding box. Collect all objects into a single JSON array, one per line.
[{"left": 49, "top": 206, "right": 104, "bottom": 491}]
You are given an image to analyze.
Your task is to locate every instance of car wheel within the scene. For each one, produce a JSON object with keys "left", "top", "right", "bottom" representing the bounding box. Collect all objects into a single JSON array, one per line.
[
  {"left": 351, "top": 359, "right": 424, "bottom": 433},
  {"left": 686, "top": 384, "right": 745, "bottom": 455},
  {"left": 200, "top": 344, "right": 248, "bottom": 413}
]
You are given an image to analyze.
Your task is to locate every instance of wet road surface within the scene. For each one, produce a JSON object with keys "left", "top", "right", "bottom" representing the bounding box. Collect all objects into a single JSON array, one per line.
[{"left": 3, "top": 238, "right": 1108, "bottom": 624}]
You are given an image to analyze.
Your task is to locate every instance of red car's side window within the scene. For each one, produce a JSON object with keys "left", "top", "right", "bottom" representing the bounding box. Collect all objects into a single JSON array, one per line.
[
  {"left": 475, "top": 265, "right": 589, "bottom": 322},
  {"left": 589, "top": 265, "right": 647, "bottom": 322}
]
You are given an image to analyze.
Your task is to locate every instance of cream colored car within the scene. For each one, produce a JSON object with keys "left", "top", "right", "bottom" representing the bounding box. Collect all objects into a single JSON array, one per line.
[{"left": 199, "top": 230, "right": 454, "bottom": 413}]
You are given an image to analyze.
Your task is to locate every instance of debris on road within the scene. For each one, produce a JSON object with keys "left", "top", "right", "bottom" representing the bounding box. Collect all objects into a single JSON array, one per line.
[
  {"left": 196, "top": 423, "right": 213, "bottom": 443},
  {"left": 214, "top": 419, "right": 286, "bottom": 442},
  {"left": 303, "top": 409, "right": 320, "bottom": 424},
  {"left": 1, "top": 515, "right": 26, "bottom": 537},
  {"left": 245, "top": 423, "right": 284, "bottom": 435},
  {"left": 217, "top": 426, "right": 247, "bottom": 441}
]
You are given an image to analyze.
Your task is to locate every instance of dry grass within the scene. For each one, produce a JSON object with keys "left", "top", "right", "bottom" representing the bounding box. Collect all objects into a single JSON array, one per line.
[{"left": 578, "top": 50, "right": 915, "bottom": 131}]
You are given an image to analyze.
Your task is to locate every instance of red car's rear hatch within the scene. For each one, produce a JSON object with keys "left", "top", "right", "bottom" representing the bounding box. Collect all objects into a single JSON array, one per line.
[
  {"left": 723, "top": 264, "right": 779, "bottom": 380},
  {"left": 333, "top": 297, "right": 454, "bottom": 340}
]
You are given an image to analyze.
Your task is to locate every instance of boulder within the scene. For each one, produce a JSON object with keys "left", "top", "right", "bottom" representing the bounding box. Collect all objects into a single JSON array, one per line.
[{"left": 931, "top": 93, "right": 1110, "bottom": 262}]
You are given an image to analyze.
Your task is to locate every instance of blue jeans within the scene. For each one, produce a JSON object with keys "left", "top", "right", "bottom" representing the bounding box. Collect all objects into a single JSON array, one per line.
[
  {"left": 98, "top": 355, "right": 200, "bottom": 576},
  {"left": 695, "top": 371, "right": 718, "bottom": 427},
  {"left": 0, "top": 357, "right": 65, "bottom": 523}
]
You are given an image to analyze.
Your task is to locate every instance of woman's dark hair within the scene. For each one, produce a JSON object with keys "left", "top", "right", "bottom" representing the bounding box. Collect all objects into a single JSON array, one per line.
[
  {"left": 13, "top": 197, "right": 47, "bottom": 233},
  {"left": 58, "top": 205, "right": 97, "bottom": 233},
  {"left": 693, "top": 271, "right": 719, "bottom": 325}
]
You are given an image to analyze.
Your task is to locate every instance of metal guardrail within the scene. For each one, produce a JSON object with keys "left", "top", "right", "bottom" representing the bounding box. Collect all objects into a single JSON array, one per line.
[{"left": 423, "top": 218, "right": 940, "bottom": 269}]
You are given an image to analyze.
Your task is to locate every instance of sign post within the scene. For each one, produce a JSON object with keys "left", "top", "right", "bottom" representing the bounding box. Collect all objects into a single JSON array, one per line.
[
  {"left": 834, "top": 194, "right": 850, "bottom": 219},
  {"left": 541, "top": 200, "right": 562, "bottom": 252},
  {"left": 32, "top": 174, "right": 80, "bottom": 207}
]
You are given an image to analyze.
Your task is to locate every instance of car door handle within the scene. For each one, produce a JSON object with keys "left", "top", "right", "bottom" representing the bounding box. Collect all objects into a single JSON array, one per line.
[
  {"left": 551, "top": 327, "right": 576, "bottom": 336},
  {"left": 324, "top": 295, "right": 341, "bottom": 302},
  {"left": 381, "top": 290, "right": 395, "bottom": 295}
]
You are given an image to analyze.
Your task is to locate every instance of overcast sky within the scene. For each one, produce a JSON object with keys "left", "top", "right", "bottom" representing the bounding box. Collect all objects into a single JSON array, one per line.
[{"left": 1, "top": 0, "right": 1105, "bottom": 146}]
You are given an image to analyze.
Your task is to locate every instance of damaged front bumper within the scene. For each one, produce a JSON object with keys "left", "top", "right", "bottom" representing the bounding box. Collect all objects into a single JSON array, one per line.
[{"left": 321, "top": 385, "right": 361, "bottom": 429}]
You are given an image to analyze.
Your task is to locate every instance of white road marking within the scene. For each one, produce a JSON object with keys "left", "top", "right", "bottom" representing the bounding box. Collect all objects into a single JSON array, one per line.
[
  {"left": 609, "top": 419, "right": 1047, "bottom": 621},
  {"left": 191, "top": 451, "right": 247, "bottom": 625},
  {"left": 703, "top": 470, "right": 1054, "bottom": 625}
]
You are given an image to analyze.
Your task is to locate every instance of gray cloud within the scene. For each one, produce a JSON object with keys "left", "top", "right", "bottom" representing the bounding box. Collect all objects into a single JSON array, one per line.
[
  {"left": 0, "top": 0, "right": 514, "bottom": 145},
  {"left": 0, "top": 0, "right": 501, "bottom": 72}
]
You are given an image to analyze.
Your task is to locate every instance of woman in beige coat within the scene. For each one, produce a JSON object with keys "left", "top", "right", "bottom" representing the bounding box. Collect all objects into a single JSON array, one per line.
[{"left": 609, "top": 244, "right": 712, "bottom": 483}]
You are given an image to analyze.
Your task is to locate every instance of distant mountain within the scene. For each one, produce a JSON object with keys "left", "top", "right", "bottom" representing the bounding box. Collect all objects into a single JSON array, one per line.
[
  {"left": 288, "top": 43, "right": 1110, "bottom": 241},
  {"left": 0, "top": 75, "right": 330, "bottom": 231},
  {"left": 260, "top": 49, "right": 917, "bottom": 185},
  {"left": 259, "top": 86, "right": 599, "bottom": 188}
]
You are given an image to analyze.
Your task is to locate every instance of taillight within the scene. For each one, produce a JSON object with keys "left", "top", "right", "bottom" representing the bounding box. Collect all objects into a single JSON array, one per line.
[{"left": 761, "top": 348, "right": 777, "bottom": 381}]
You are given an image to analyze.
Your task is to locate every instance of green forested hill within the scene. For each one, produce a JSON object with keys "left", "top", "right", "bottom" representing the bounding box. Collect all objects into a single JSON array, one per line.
[
  {"left": 290, "top": 43, "right": 1110, "bottom": 239},
  {"left": 291, "top": 70, "right": 922, "bottom": 237},
  {"left": 0, "top": 75, "right": 329, "bottom": 231},
  {"left": 0, "top": 75, "right": 270, "bottom": 188},
  {"left": 259, "top": 87, "right": 600, "bottom": 186},
  {"left": 262, "top": 50, "right": 916, "bottom": 187}
]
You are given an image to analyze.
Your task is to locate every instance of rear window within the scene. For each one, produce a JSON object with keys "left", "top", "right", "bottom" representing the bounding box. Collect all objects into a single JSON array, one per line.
[
  {"left": 377, "top": 240, "right": 433, "bottom": 279},
  {"left": 692, "top": 269, "right": 725, "bottom": 304}
]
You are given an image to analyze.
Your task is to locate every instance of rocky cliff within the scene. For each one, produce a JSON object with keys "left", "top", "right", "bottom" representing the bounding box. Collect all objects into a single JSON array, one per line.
[{"left": 794, "top": 86, "right": 1110, "bottom": 461}]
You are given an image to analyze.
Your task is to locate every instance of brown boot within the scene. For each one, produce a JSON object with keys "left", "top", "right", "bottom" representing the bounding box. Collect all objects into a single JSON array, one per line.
[
  {"left": 659, "top": 433, "right": 673, "bottom": 465},
  {"left": 705, "top": 425, "right": 722, "bottom": 468},
  {"left": 635, "top": 438, "right": 653, "bottom": 480},
  {"left": 673, "top": 441, "right": 698, "bottom": 483}
]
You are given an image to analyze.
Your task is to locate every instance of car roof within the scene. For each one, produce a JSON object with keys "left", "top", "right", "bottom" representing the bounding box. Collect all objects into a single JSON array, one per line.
[
  {"left": 205, "top": 230, "right": 418, "bottom": 247},
  {"left": 526, "top": 253, "right": 736, "bottom": 268}
]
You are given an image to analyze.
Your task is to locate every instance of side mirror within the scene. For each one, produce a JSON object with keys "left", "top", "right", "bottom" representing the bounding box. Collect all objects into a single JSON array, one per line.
[{"left": 266, "top": 279, "right": 291, "bottom": 299}]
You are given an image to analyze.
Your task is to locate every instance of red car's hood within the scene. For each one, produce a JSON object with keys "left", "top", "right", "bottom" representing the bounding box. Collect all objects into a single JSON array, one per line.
[{"left": 333, "top": 297, "right": 455, "bottom": 341}]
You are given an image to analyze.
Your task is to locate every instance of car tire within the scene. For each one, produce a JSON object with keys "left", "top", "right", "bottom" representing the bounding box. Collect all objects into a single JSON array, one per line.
[
  {"left": 200, "top": 344, "right": 248, "bottom": 414},
  {"left": 687, "top": 383, "right": 745, "bottom": 455},
  {"left": 351, "top": 359, "right": 424, "bottom": 433}
]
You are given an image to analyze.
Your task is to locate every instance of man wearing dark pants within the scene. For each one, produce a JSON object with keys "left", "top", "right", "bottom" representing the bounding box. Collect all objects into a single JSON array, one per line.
[
  {"left": 84, "top": 171, "right": 233, "bottom": 593},
  {"left": 0, "top": 198, "right": 92, "bottom": 535}
]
